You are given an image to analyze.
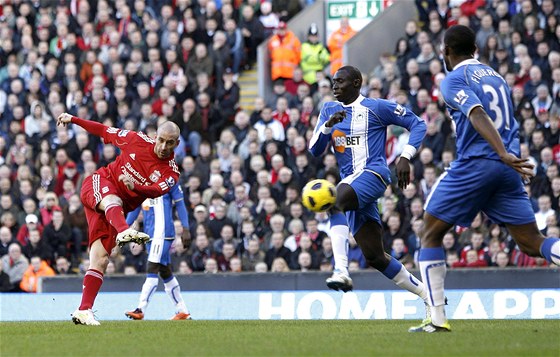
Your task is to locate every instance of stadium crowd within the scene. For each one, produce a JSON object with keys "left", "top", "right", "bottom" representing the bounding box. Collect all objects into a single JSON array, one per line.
[{"left": 0, "top": 0, "right": 558, "bottom": 293}]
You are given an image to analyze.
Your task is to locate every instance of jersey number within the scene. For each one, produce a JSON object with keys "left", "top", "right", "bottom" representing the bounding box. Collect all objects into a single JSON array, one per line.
[{"left": 482, "top": 84, "right": 511, "bottom": 130}]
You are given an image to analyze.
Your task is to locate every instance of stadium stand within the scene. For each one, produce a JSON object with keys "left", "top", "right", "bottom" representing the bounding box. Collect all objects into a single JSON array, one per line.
[{"left": 0, "top": 0, "right": 558, "bottom": 292}]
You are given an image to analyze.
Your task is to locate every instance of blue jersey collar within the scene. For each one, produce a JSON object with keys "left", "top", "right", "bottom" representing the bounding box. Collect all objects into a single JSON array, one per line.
[
  {"left": 341, "top": 94, "right": 365, "bottom": 107},
  {"left": 453, "top": 58, "right": 480, "bottom": 70}
]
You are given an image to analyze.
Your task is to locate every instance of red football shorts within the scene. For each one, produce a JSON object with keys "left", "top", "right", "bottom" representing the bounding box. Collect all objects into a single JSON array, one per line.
[{"left": 80, "top": 173, "right": 120, "bottom": 253}]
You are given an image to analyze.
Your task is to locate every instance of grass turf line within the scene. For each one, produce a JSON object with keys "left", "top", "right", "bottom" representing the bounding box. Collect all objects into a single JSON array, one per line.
[{"left": 1, "top": 320, "right": 558, "bottom": 356}]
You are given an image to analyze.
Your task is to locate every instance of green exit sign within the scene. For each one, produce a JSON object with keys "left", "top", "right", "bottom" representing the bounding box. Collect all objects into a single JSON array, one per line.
[{"left": 327, "top": 0, "right": 381, "bottom": 19}]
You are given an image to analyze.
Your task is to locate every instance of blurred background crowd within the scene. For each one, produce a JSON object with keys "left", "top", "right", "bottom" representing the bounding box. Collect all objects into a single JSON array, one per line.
[{"left": 0, "top": 0, "right": 558, "bottom": 293}]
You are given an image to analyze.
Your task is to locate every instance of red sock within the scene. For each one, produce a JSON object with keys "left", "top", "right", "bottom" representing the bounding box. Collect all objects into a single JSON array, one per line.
[
  {"left": 104, "top": 204, "right": 129, "bottom": 233},
  {"left": 79, "top": 269, "right": 104, "bottom": 310}
]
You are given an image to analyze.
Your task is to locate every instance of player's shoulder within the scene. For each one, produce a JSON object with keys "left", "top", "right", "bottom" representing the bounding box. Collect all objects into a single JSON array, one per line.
[
  {"left": 136, "top": 131, "right": 155, "bottom": 144},
  {"left": 322, "top": 101, "right": 343, "bottom": 113},
  {"left": 167, "top": 158, "right": 180, "bottom": 176}
]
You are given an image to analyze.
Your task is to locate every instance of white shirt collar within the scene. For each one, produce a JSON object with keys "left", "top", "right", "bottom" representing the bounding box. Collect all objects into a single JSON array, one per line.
[
  {"left": 453, "top": 58, "right": 480, "bottom": 70},
  {"left": 341, "top": 94, "right": 365, "bottom": 107}
]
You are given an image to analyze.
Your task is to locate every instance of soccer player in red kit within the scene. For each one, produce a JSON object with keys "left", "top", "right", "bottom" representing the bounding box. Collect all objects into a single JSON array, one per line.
[{"left": 56, "top": 113, "right": 181, "bottom": 325}]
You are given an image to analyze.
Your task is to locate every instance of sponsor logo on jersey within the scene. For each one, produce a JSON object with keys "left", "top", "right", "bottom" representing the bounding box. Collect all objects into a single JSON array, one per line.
[
  {"left": 118, "top": 130, "right": 130, "bottom": 137},
  {"left": 123, "top": 163, "right": 147, "bottom": 184},
  {"left": 454, "top": 90, "right": 469, "bottom": 106},
  {"left": 129, "top": 153, "right": 136, "bottom": 160},
  {"left": 165, "top": 176, "right": 175, "bottom": 187},
  {"left": 332, "top": 129, "right": 361, "bottom": 153},
  {"left": 394, "top": 104, "right": 406, "bottom": 116},
  {"left": 102, "top": 186, "right": 109, "bottom": 194},
  {"left": 150, "top": 170, "right": 161, "bottom": 183}
]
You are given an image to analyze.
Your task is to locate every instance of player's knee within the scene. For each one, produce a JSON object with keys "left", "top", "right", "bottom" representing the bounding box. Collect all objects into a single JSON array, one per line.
[
  {"left": 159, "top": 265, "right": 172, "bottom": 280},
  {"left": 334, "top": 197, "right": 357, "bottom": 212},
  {"left": 334, "top": 184, "right": 358, "bottom": 212},
  {"left": 100, "top": 195, "right": 123, "bottom": 209},
  {"left": 94, "top": 254, "right": 110, "bottom": 271}
]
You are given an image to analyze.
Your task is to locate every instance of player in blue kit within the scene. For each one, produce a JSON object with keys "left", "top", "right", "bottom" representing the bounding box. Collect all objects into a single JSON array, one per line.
[
  {"left": 124, "top": 183, "right": 192, "bottom": 320},
  {"left": 308, "top": 65, "right": 429, "bottom": 306},
  {"left": 410, "top": 25, "right": 560, "bottom": 333}
]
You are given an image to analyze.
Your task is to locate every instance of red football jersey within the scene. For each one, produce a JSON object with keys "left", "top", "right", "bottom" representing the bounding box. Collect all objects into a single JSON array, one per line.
[{"left": 72, "top": 117, "right": 180, "bottom": 212}]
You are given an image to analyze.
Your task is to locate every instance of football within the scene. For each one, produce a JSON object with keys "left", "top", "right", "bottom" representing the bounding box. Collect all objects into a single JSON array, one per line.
[{"left": 301, "top": 179, "right": 337, "bottom": 212}]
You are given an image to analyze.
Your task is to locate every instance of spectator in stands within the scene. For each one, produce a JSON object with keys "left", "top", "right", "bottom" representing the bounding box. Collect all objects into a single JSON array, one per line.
[
  {"left": 328, "top": 17, "right": 356, "bottom": 76},
  {"left": 239, "top": 5, "right": 265, "bottom": 67},
  {"left": 300, "top": 23, "right": 330, "bottom": 85},
  {"left": 1, "top": 242, "right": 28, "bottom": 292},
  {"left": 42, "top": 209, "right": 72, "bottom": 260},
  {"left": 19, "top": 255, "right": 55, "bottom": 293},
  {"left": 55, "top": 256, "right": 75, "bottom": 275},
  {"left": 270, "top": 256, "right": 290, "bottom": 272},
  {"left": 22, "top": 228, "right": 53, "bottom": 264},
  {"left": 190, "top": 232, "right": 215, "bottom": 272},
  {"left": 268, "top": 21, "right": 301, "bottom": 82}
]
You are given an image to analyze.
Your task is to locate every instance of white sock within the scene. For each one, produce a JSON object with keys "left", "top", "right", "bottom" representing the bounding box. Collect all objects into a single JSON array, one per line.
[
  {"left": 138, "top": 276, "right": 159, "bottom": 311},
  {"left": 164, "top": 276, "right": 189, "bottom": 314},
  {"left": 392, "top": 265, "right": 427, "bottom": 301},
  {"left": 418, "top": 247, "right": 447, "bottom": 326},
  {"left": 329, "top": 213, "right": 349, "bottom": 275}
]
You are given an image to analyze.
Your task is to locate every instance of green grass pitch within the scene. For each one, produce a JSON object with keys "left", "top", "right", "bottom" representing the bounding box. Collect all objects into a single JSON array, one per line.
[{"left": 1, "top": 320, "right": 558, "bottom": 356}]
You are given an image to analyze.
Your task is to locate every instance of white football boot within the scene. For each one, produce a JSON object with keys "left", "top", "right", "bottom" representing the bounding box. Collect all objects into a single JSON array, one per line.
[
  {"left": 326, "top": 270, "right": 353, "bottom": 292},
  {"left": 72, "top": 309, "right": 100, "bottom": 326},
  {"left": 116, "top": 228, "right": 150, "bottom": 247}
]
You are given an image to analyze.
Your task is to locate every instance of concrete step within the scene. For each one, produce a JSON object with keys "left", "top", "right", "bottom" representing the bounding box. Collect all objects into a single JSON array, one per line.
[{"left": 238, "top": 68, "right": 259, "bottom": 113}]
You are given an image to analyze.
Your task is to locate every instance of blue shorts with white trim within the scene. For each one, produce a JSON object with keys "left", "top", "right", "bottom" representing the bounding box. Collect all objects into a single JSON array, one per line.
[{"left": 425, "top": 158, "right": 535, "bottom": 227}]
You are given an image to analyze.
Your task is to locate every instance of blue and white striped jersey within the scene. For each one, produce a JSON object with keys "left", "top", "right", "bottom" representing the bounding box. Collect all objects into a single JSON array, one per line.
[
  {"left": 126, "top": 184, "right": 189, "bottom": 240},
  {"left": 308, "top": 95, "right": 426, "bottom": 184},
  {"left": 441, "top": 59, "right": 520, "bottom": 160}
]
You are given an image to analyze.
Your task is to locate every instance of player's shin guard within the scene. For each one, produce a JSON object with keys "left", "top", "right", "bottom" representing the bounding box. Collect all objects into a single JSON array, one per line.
[
  {"left": 138, "top": 274, "right": 159, "bottom": 311},
  {"left": 164, "top": 276, "right": 189, "bottom": 314},
  {"left": 540, "top": 237, "right": 560, "bottom": 266},
  {"left": 79, "top": 269, "right": 104, "bottom": 310},
  {"left": 382, "top": 257, "right": 426, "bottom": 300},
  {"left": 329, "top": 213, "right": 349, "bottom": 275},
  {"left": 418, "top": 247, "right": 447, "bottom": 326},
  {"left": 104, "top": 203, "right": 129, "bottom": 233}
]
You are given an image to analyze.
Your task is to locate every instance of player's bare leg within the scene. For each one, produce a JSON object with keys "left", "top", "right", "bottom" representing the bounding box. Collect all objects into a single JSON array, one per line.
[
  {"left": 72, "top": 240, "right": 109, "bottom": 325},
  {"left": 506, "top": 222, "right": 560, "bottom": 266}
]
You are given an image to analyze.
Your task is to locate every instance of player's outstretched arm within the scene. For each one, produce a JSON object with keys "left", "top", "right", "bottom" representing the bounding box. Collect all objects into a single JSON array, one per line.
[
  {"left": 469, "top": 106, "right": 534, "bottom": 182},
  {"left": 57, "top": 113, "right": 108, "bottom": 137}
]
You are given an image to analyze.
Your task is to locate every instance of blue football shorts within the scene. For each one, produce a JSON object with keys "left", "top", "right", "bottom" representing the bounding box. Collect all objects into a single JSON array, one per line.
[
  {"left": 146, "top": 238, "right": 173, "bottom": 265},
  {"left": 340, "top": 169, "right": 388, "bottom": 236},
  {"left": 425, "top": 158, "right": 536, "bottom": 227}
]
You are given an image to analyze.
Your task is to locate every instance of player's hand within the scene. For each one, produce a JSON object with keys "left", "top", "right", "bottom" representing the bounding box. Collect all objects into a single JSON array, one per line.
[
  {"left": 119, "top": 174, "right": 135, "bottom": 190},
  {"left": 57, "top": 113, "right": 73, "bottom": 127},
  {"left": 396, "top": 157, "right": 411, "bottom": 190},
  {"left": 181, "top": 229, "right": 191, "bottom": 249},
  {"left": 325, "top": 110, "right": 346, "bottom": 128},
  {"left": 500, "top": 153, "right": 535, "bottom": 182}
]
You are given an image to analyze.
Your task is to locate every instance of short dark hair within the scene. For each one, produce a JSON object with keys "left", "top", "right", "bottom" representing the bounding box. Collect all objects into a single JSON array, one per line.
[
  {"left": 444, "top": 25, "right": 476, "bottom": 57},
  {"left": 338, "top": 65, "right": 363, "bottom": 87}
]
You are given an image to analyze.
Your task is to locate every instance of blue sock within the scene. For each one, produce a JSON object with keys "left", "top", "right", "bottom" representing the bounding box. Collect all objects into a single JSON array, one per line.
[
  {"left": 381, "top": 256, "right": 402, "bottom": 279},
  {"left": 540, "top": 237, "right": 560, "bottom": 265}
]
